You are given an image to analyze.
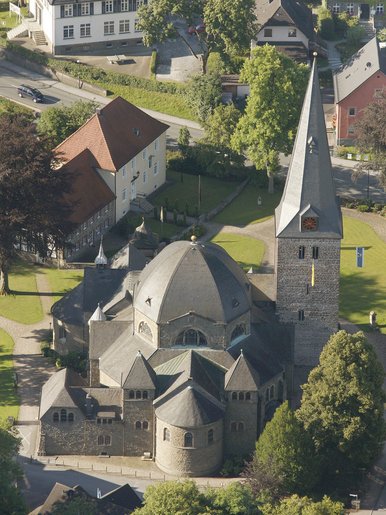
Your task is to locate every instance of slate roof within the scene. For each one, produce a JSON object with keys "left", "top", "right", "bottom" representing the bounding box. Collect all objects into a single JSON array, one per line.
[
  {"left": 110, "top": 241, "right": 147, "bottom": 271},
  {"left": 134, "top": 240, "right": 251, "bottom": 324},
  {"left": 333, "top": 37, "right": 386, "bottom": 103},
  {"left": 224, "top": 350, "right": 260, "bottom": 390},
  {"left": 61, "top": 149, "right": 116, "bottom": 225},
  {"left": 155, "top": 382, "right": 225, "bottom": 427},
  {"left": 40, "top": 368, "right": 87, "bottom": 417},
  {"left": 275, "top": 62, "right": 343, "bottom": 239},
  {"left": 123, "top": 350, "right": 156, "bottom": 389},
  {"left": 55, "top": 97, "right": 169, "bottom": 172},
  {"left": 101, "top": 484, "right": 142, "bottom": 512},
  {"left": 130, "top": 218, "right": 159, "bottom": 250},
  {"left": 255, "top": 0, "right": 315, "bottom": 41}
]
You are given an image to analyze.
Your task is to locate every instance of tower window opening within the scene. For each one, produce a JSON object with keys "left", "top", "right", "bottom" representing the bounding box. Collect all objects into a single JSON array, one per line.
[
  {"left": 298, "top": 309, "right": 305, "bottom": 321},
  {"left": 312, "top": 246, "right": 319, "bottom": 259},
  {"left": 298, "top": 246, "right": 305, "bottom": 259},
  {"left": 184, "top": 432, "right": 193, "bottom": 447}
]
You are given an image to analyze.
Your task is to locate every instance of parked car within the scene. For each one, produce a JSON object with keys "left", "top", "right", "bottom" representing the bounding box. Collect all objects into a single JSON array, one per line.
[
  {"left": 188, "top": 23, "right": 205, "bottom": 35},
  {"left": 17, "top": 84, "right": 44, "bottom": 103}
]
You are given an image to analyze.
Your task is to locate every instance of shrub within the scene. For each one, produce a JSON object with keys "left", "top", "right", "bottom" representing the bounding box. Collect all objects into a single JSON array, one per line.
[
  {"left": 150, "top": 49, "right": 157, "bottom": 77},
  {"left": 317, "top": 6, "right": 335, "bottom": 40},
  {"left": 318, "top": 69, "right": 333, "bottom": 88},
  {"left": 378, "top": 28, "right": 386, "bottom": 42},
  {"left": 207, "top": 52, "right": 225, "bottom": 75},
  {"left": 357, "top": 204, "right": 370, "bottom": 212},
  {"left": 220, "top": 455, "right": 246, "bottom": 477}
]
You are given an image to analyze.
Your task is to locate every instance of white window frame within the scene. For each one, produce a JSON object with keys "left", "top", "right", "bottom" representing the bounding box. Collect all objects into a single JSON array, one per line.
[
  {"left": 142, "top": 148, "right": 147, "bottom": 159},
  {"left": 64, "top": 4, "right": 73, "bottom": 16},
  {"left": 105, "top": 0, "right": 113, "bottom": 12},
  {"left": 122, "top": 165, "right": 126, "bottom": 177},
  {"left": 346, "top": 2, "right": 354, "bottom": 14},
  {"left": 104, "top": 21, "right": 114, "bottom": 35},
  {"left": 376, "top": 3, "right": 384, "bottom": 13},
  {"left": 263, "top": 28, "right": 272, "bottom": 37},
  {"left": 143, "top": 171, "right": 147, "bottom": 183},
  {"left": 63, "top": 25, "right": 74, "bottom": 39},
  {"left": 288, "top": 28, "right": 297, "bottom": 37},
  {"left": 80, "top": 23, "right": 91, "bottom": 37},
  {"left": 154, "top": 137, "right": 159, "bottom": 151},
  {"left": 121, "top": 0, "right": 129, "bottom": 11},
  {"left": 81, "top": 2, "right": 90, "bottom": 15},
  {"left": 332, "top": 3, "right": 340, "bottom": 13},
  {"left": 119, "top": 19, "right": 130, "bottom": 33}
]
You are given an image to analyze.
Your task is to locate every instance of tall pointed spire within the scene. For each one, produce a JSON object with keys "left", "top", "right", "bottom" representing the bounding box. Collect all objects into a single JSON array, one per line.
[
  {"left": 275, "top": 61, "right": 342, "bottom": 239},
  {"left": 94, "top": 237, "right": 108, "bottom": 267}
]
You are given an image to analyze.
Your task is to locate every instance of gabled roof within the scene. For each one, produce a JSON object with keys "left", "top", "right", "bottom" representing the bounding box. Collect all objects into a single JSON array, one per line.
[
  {"left": 224, "top": 350, "right": 260, "bottom": 390},
  {"left": 61, "top": 149, "right": 115, "bottom": 225},
  {"left": 155, "top": 381, "right": 225, "bottom": 427},
  {"left": 55, "top": 97, "right": 169, "bottom": 172},
  {"left": 275, "top": 61, "right": 343, "bottom": 239},
  {"left": 255, "top": 0, "right": 315, "bottom": 41},
  {"left": 101, "top": 484, "right": 142, "bottom": 511},
  {"left": 123, "top": 350, "right": 156, "bottom": 389},
  {"left": 40, "top": 368, "right": 87, "bottom": 417},
  {"left": 110, "top": 241, "right": 147, "bottom": 271},
  {"left": 333, "top": 37, "right": 386, "bottom": 103}
]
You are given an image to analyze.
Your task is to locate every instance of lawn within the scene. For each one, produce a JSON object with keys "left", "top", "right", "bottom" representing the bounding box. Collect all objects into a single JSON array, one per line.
[
  {"left": 340, "top": 216, "right": 386, "bottom": 333},
  {"left": 152, "top": 170, "right": 238, "bottom": 216},
  {"left": 0, "top": 98, "right": 33, "bottom": 118},
  {"left": 0, "top": 329, "right": 19, "bottom": 422},
  {"left": 38, "top": 267, "right": 83, "bottom": 306},
  {"left": 213, "top": 185, "right": 282, "bottom": 226},
  {"left": 0, "top": 260, "right": 43, "bottom": 324},
  {"left": 211, "top": 232, "right": 265, "bottom": 271}
]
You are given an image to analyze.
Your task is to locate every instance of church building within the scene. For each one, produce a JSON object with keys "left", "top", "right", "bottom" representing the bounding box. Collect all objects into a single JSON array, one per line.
[{"left": 38, "top": 62, "right": 342, "bottom": 476}]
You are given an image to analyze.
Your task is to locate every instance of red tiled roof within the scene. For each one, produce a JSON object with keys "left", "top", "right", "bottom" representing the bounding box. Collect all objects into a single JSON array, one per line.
[
  {"left": 61, "top": 149, "right": 116, "bottom": 225},
  {"left": 55, "top": 97, "right": 169, "bottom": 172}
]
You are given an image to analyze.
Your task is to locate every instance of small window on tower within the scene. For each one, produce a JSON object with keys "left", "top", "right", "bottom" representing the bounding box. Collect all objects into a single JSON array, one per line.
[
  {"left": 312, "top": 246, "right": 319, "bottom": 259},
  {"left": 298, "top": 246, "right": 305, "bottom": 259},
  {"left": 298, "top": 309, "right": 305, "bottom": 321}
]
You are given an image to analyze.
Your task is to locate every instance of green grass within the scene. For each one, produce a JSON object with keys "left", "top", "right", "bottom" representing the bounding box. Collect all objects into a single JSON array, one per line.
[
  {"left": 0, "top": 329, "right": 19, "bottom": 421},
  {"left": 97, "top": 83, "right": 195, "bottom": 121},
  {"left": 38, "top": 268, "right": 83, "bottom": 306},
  {"left": 0, "top": 97, "right": 34, "bottom": 117},
  {"left": 0, "top": 10, "right": 20, "bottom": 29},
  {"left": 211, "top": 232, "right": 265, "bottom": 271},
  {"left": 213, "top": 185, "right": 282, "bottom": 226},
  {"left": 340, "top": 217, "right": 386, "bottom": 333},
  {"left": 152, "top": 170, "right": 237, "bottom": 216},
  {"left": 0, "top": 260, "right": 43, "bottom": 324}
]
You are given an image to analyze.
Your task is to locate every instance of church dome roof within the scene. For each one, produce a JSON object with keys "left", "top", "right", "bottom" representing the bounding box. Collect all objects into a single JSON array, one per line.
[{"left": 134, "top": 240, "right": 251, "bottom": 325}]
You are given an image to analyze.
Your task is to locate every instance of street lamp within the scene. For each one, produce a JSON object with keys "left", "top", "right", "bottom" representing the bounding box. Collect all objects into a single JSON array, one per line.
[{"left": 76, "top": 59, "right": 81, "bottom": 89}]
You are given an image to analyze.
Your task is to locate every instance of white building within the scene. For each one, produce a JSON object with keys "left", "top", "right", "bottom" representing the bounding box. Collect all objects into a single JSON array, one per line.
[{"left": 28, "top": 0, "right": 146, "bottom": 54}]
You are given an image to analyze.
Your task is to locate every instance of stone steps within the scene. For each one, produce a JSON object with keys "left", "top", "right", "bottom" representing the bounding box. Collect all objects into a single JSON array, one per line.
[{"left": 32, "top": 30, "right": 47, "bottom": 46}]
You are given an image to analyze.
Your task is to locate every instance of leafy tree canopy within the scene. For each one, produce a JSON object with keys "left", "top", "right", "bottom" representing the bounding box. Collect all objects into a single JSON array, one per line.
[
  {"left": 246, "top": 402, "right": 318, "bottom": 499},
  {"left": 0, "top": 422, "right": 26, "bottom": 514},
  {"left": 0, "top": 114, "right": 73, "bottom": 294},
  {"left": 184, "top": 73, "right": 222, "bottom": 123},
  {"left": 37, "top": 100, "right": 99, "bottom": 146},
  {"left": 204, "top": 104, "right": 241, "bottom": 148},
  {"left": 231, "top": 46, "right": 308, "bottom": 192},
  {"left": 51, "top": 495, "right": 99, "bottom": 514},
  {"left": 261, "top": 495, "right": 345, "bottom": 515},
  {"left": 205, "top": 482, "right": 259, "bottom": 515},
  {"left": 297, "top": 331, "right": 386, "bottom": 475}
]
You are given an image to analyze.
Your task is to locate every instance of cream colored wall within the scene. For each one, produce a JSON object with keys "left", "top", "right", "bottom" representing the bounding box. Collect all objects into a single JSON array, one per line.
[
  {"left": 257, "top": 26, "right": 309, "bottom": 48},
  {"left": 136, "top": 132, "right": 167, "bottom": 198}
]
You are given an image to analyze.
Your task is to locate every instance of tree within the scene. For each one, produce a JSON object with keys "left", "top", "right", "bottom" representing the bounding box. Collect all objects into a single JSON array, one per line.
[
  {"left": 51, "top": 495, "right": 99, "bottom": 514},
  {"left": 245, "top": 403, "right": 317, "bottom": 500},
  {"left": 261, "top": 495, "right": 344, "bottom": 515},
  {"left": 184, "top": 73, "right": 222, "bottom": 123},
  {"left": 206, "top": 482, "right": 259, "bottom": 515},
  {"left": 0, "top": 422, "right": 26, "bottom": 514},
  {"left": 178, "top": 126, "right": 191, "bottom": 156},
  {"left": 37, "top": 100, "right": 98, "bottom": 146},
  {"left": 138, "top": 0, "right": 257, "bottom": 73},
  {"left": 134, "top": 480, "right": 207, "bottom": 515},
  {"left": 231, "top": 46, "right": 308, "bottom": 192},
  {"left": 297, "top": 331, "right": 386, "bottom": 484},
  {"left": 353, "top": 91, "right": 386, "bottom": 189},
  {"left": 204, "top": 104, "right": 241, "bottom": 148},
  {"left": 0, "top": 114, "right": 73, "bottom": 294}
]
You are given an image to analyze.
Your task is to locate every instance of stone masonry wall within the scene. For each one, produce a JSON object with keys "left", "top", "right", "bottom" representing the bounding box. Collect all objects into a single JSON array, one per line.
[{"left": 224, "top": 393, "right": 258, "bottom": 457}]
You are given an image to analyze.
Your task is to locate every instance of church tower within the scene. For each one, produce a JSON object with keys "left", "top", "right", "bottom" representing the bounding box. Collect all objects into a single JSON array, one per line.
[{"left": 275, "top": 62, "right": 343, "bottom": 366}]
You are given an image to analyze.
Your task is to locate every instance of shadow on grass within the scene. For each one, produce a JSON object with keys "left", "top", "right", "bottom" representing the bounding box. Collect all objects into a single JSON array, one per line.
[{"left": 11, "top": 291, "right": 63, "bottom": 297}]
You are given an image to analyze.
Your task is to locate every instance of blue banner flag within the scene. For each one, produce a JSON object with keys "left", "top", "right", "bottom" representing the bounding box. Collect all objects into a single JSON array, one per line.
[{"left": 356, "top": 247, "right": 364, "bottom": 268}]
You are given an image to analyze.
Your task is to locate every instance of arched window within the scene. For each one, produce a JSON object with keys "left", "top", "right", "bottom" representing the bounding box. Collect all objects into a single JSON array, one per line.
[
  {"left": 231, "top": 392, "right": 237, "bottom": 400},
  {"left": 129, "top": 390, "right": 135, "bottom": 399},
  {"left": 270, "top": 385, "right": 275, "bottom": 400},
  {"left": 135, "top": 421, "right": 142, "bottom": 430},
  {"left": 208, "top": 429, "right": 214, "bottom": 444},
  {"left": 138, "top": 321, "right": 153, "bottom": 341},
  {"left": 245, "top": 392, "right": 251, "bottom": 401},
  {"left": 184, "top": 432, "right": 193, "bottom": 447},
  {"left": 163, "top": 428, "right": 170, "bottom": 441},
  {"left": 230, "top": 422, "right": 237, "bottom": 432},
  {"left": 105, "top": 435, "right": 111, "bottom": 446},
  {"left": 231, "top": 324, "right": 246, "bottom": 341},
  {"left": 136, "top": 390, "right": 142, "bottom": 399},
  {"left": 97, "top": 435, "right": 104, "bottom": 445},
  {"left": 53, "top": 412, "right": 59, "bottom": 422},
  {"left": 238, "top": 422, "right": 245, "bottom": 432},
  {"left": 175, "top": 329, "right": 207, "bottom": 347},
  {"left": 239, "top": 392, "right": 244, "bottom": 401},
  {"left": 142, "top": 391, "right": 148, "bottom": 400},
  {"left": 68, "top": 412, "right": 74, "bottom": 422},
  {"left": 60, "top": 409, "right": 67, "bottom": 422},
  {"left": 143, "top": 421, "right": 149, "bottom": 430}
]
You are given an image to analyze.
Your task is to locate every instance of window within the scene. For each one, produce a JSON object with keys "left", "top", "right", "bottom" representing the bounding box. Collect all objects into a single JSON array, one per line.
[
  {"left": 121, "top": 0, "right": 129, "bottom": 10},
  {"left": 143, "top": 420, "right": 149, "bottom": 430},
  {"left": 68, "top": 412, "right": 74, "bottom": 422},
  {"left": 122, "top": 188, "right": 127, "bottom": 201},
  {"left": 148, "top": 156, "right": 153, "bottom": 168},
  {"left": 163, "top": 427, "right": 170, "bottom": 441},
  {"left": 53, "top": 412, "right": 59, "bottom": 422},
  {"left": 298, "top": 246, "right": 305, "bottom": 259},
  {"left": 136, "top": 390, "right": 142, "bottom": 399},
  {"left": 142, "top": 390, "right": 148, "bottom": 399},
  {"left": 175, "top": 329, "right": 207, "bottom": 346},
  {"left": 298, "top": 309, "right": 305, "bottom": 321},
  {"left": 64, "top": 4, "right": 73, "bottom": 16},
  {"left": 63, "top": 25, "right": 74, "bottom": 39},
  {"left": 142, "top": 148, "right": 147, "bottom": 159},
  {"left": 105, "top": 0, "right": 113, "bottom": 12},
  {"left": 184, "top": 432, "right": 193, "bottom": 447},
  {"left": 131, "top": 157, "right": 136, "bottom": 169},
  {"left": 264, "top": 28, "right": 272, "bottom": 37},
  {"left": 231, "top": 392, "right": 237, "bottom": 400},
  {"left": 81, "top": 2, "right": 90, "bottom": 15},
  {"left": 347, "top": 2, "right": 354, "bottom": 14},
  {"left": 332, "top": 3, "right": 340, "bottom": 13},
  {"left": 104, "top": 21, "right": 114, "bottom": 35},
  {"left": 231, "top": 324, "right": 246, "bottom": 341},
  {"left": 154, "top": 137, "right": 159, "bottom": 151},
  {"left": 375, "top": 89, "right": 383, "bottom": 98},
  {"left": 98, "top": 435, "right": 104, "bottom": 445},
  {"left": 349, "top": 107, "right": 356, "bottom": 116},
  {"left": 80, "top": 23, "right": 91, "bottom": 37},
  {"left": 348, "top": 125, "right": 355, "bottom": 134},
  {"left": 122, "top": 166, "right": 126, "bottom": 177},
  {"left": 135, "top": 19, "right": 141, "bottom": 31},
  {"left": 153, "top": 162, "right": 158, "bottom": 175},
  {"left": 231, "top": 421, "right": 244, "bottom": 432},
  {"left": 376, "top": 3, "right": 384, "bottom": 13},
  {"left": 135, "top": 421, "right": 142, "bottom": 430},
  {"left": 270, "top": 385, "right": 275, "bottom": 399},
  {"left": 288, "top": 28, "right": 297, "bottom": 37},
  {"left": 105, "top": 435, "right": 111, "bottom": 445},
  {"left": 129, "top": 390, "right": 135, "bottom": 399},
  {"left": 208, "top": 429, "right": 214, "bottom": 444},
  {"left": 143, "top": 171, "right": 147, "bottom": 183},
  {"left": 312, "top": 246, "right": 319, "bottom": 259},
  {"left": 60, "top": 409, "right": 67, "bottom": 422},
  {"left": 138, "top": 321, "right": 153, "bottom": 340},
  {"left": 238, "top": 422, "right": 245, "bottom": 432},
  {"left": 119, "top": 19, "right": 130, "bottom": 33},
  {"left": 245, "top": 392, "right": 251, "bottom": 401},
  {"left": 239, "top": 392, "right": 245, "bottom": 401}
]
